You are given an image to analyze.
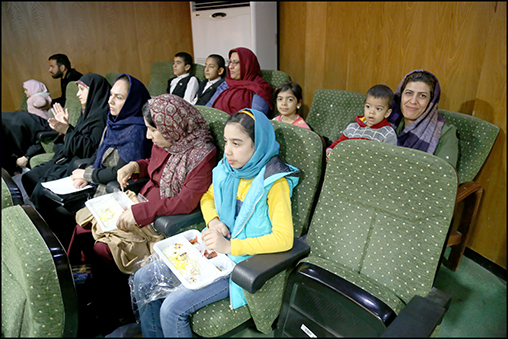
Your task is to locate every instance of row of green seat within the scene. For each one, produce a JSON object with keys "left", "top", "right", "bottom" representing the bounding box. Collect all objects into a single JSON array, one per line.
[{"left": 1, "top": 169, "right": 78, "bottom": 337}]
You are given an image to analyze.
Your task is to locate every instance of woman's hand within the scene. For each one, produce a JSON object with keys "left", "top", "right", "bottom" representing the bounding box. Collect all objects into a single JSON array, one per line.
[
  {"left": 72, "top": 178, "right": 89, "bottom": 189},
  {"left": 71, "top": 168, "right": 85, "bottom": 180},
  {"left": 16, "top": 156, "right": 29, "bottom": 168},
  {"left": 202, "top": 228, "right": 231, "bottom": 254},
  {"left": 48, "top": 103, "right": 70, "bottom": 134},
  {"left": 207, "top": 218, "right": 230, "bottom": 239},
  {"left": 117, "top": 162, "right": 138, "bottom": 190},
  {"left": 116, "top": 207, "right": 138, "bottom": 231}
]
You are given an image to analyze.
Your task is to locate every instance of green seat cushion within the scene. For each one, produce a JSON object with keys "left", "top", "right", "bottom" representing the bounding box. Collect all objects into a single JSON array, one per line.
[
  {"left": 1, "top": 205, "right": 65, "bottom": 337},
  {"left": 1, "top": 177, "right": 14, "bottom": 209}
]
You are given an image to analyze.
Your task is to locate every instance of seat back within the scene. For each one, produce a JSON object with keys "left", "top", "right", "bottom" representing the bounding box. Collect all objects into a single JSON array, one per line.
[
  {"left": 307, "top": 140, "right": 457, "bottom": 304},
  {"left": 306, "top": 89, "right": 366, "bottom": 144},
  {"left": 271, "top": 120, "right": 325, "bottom": 237},
  {"left": 147, "top": 62, "right": 206, "bottom": 97},
  {"left": 438, "top": 109, "right": 500, "bottom": 185},
  {"left": 1, "top": 204, "right": 78, "bottom": 337},
  {"left": 19, "top": 86, "right": 28, "bottom": 111},
  {"left": 105, "top": 72, "right": 122, "bottom": 86},
  {"left": 2, "top": 168, "right": 23, "bottom": 208},
  {"left": 260, "top": 69, "right": 291, "bottom": 91},
  {"left": 195, "top": 105, "right": 230, "bottom": 162}
]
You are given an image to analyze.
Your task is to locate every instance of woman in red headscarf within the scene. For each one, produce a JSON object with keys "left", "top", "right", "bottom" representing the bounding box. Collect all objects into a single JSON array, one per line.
[{"left": 205, "top": 47, "right": 273, "bottom": 115}]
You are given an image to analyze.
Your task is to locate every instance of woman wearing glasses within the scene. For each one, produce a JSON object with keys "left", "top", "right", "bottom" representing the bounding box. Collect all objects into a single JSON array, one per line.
[{"left": 205, "top": 47, "right": 273, "bottom": 116}]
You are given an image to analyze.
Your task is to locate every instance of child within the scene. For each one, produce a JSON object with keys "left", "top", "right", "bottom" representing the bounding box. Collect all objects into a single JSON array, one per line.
[
  {"left": 326, "top": 84, "right": 397, "bottom": 162},
  {"left": 166, "top": 52, "right": 199, "bottom": 104},
  {"left": 193, "top": 54, "right": 226, "bottom": 105},
  {"left": 132, "top": 108, "right": 300, "bottom": 337},
  {"left": 24, "top": 79, "right": 52, "bottom": 119},
  {"left": 272, "top": 81, "right": 311, "bottom": 130}
]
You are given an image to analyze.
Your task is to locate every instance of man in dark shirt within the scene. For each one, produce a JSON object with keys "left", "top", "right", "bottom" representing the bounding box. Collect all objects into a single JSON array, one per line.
[{"left": 48, "top": 54, "right": 83, "bottom": 107}]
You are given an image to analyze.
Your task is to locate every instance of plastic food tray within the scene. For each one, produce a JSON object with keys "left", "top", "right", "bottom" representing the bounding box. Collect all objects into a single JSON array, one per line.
[
  {"left": 153, "top": 229, "right": 236, "bottom": 290},
  {"left": 85, "top": 191, "right": 134, "bottom": 232}
]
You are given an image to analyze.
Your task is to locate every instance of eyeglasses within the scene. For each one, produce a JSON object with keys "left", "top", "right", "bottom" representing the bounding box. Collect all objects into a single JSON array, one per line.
[{"left": 228, "top": 60, "right": 240, "bottom": 67}]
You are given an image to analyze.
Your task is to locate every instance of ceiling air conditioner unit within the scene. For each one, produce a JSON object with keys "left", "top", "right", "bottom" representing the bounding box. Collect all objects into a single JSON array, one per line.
[{"left": 190, "top": 1, "right": 278, "bottom": 69}]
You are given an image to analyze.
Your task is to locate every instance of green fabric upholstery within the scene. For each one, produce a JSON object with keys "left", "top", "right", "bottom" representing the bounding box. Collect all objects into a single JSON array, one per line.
[
  {"left": 260, "top": 70, "right": 291, "bottom": 90},
  {"left": 30, "top": 81, "right": 81, "bottom": 168},
  {"left": 196, "top": 105, "right": 230, "bottom": 161},
  {"left": 19, "top": 86, "right": 28, "bottom": 112},
  {"left": 1, "top": 177, "right": 14, "bottom": 209},
  {"left": 297, "top": 140, "right": 456, "bottom": 330},
  {"left": 105, "top": 72, "right": 121, "bottom": 86},
  {"left": 188, "top": 117, "right": 325, "bottom": 336},
  {"left": 306, "top": 89, "right": 366, "bottom": 143},
  {"left": 1, "top": 205, "right": 65, "bottom": 337},
  {"left": 438, "top": 109, "right": 500, "bottom": 185},
  {"left": 147, "top": 62, "right": 206, "bottom": 97}
]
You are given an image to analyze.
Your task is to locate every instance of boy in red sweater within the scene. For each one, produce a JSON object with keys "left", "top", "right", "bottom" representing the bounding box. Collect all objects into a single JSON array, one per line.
[{"left": 326, "top": 84, "right": 397, "bottom": 162}]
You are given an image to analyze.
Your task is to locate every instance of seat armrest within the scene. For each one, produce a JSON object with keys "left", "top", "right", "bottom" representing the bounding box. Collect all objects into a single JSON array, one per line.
[
  {"left": 456, "top": 181, "right": 483, "bottom": 203},
  {"left": 106, "top": 177, "right": 149, "bottom": 194},
  {"left": 72, "top": 157, "right": 94, "bottom": 169},
  {"left": 154, "top": 207, "right": 204, "bottom": 236},
  {"left": 380, "top": 287, "right": 451, "bottom": 337},
  {"left": 37, "top": 130, "right": 59, "bottom": 143},
  {"left": 231, "top": 235, "right": 311, "bottom": 294}
]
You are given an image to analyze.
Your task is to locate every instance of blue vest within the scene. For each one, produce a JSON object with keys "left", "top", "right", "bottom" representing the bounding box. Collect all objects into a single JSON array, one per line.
[{"left": 208, "top": 156, "right": 299, "bottom": 309}]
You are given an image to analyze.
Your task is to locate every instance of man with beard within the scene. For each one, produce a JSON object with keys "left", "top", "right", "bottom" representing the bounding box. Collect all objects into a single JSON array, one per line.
[{"left": 48, "top": 54, "right": 83, "bottom": 107}]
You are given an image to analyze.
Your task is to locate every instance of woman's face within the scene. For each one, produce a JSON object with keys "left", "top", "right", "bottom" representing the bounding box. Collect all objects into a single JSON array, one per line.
[
  {"left": 23, "top": 87, "right": 30, "bottom": 98},
  {"left": 144, "top": 118, "right": 172, "bottom": 148},
  {"left": 223, "top": 122, "right": 255, "bottom": 169},
  {"left": 228, "top": 52, "right": 241, "bottom": 80},
  {"left": 77, "top": 84, "right": 89, "bottom": 105},
  {"left": 109, "top": 79, "right": 129, "bottom": 116},
  {"left": 400, "top": 81, "right": 432, "bottom": 126}
]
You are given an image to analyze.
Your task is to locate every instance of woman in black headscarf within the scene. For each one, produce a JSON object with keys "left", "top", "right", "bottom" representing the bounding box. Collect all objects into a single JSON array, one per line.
[{"left": 21, "top": 73, "right": 111, "bottom": 246}]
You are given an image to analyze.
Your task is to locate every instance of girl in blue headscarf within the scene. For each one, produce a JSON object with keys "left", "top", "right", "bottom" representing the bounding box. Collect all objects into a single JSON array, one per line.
[
  {"left": 132, "top": 108, "right": 299, "bottom": 337},
  {"left": 69, "top": 73, "right": 152, "bottom": 197}
]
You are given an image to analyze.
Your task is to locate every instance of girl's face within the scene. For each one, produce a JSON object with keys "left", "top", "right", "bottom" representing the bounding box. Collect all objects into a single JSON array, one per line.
[
  {"left": 277, "top": 90, "right": 301, "bottom": 116},
  {"left": 400, "top": 81, "right": 432, "bottom": 126},
  {"left": 204, "top": 57, "right": 224, "bottom": 80},
  {"left": 108, "top": 79, "right": 129, "bottom": 116},
  {"left": 228, "top": 52, "right": 241, "bottom": 80},
  {"left": 144, "top": 118, "right": 172, "bottom": 149},
  {"left": 223, "top": 122, "right": 255, "bottom": 169},
  {"left": 77, "top": 84, "right": 89, "bottom": 105},
  {"left": 23, "top": 87, "right": 30, "bottom": 98}
]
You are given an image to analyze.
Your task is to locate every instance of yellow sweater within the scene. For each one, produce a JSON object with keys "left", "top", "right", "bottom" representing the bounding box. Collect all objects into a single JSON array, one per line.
[{"left": 200, "top": 177, "right": 294, "bottom": 257}]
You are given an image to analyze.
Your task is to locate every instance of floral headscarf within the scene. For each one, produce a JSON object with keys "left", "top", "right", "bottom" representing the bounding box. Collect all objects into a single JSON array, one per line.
[{"left": 149, "top": 94, "right": 215, "bottom": 198}]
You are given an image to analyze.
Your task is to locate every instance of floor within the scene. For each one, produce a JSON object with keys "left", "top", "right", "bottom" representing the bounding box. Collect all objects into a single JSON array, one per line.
[{"left": 12, "top": 174, "right": 507, "bottom": 338}]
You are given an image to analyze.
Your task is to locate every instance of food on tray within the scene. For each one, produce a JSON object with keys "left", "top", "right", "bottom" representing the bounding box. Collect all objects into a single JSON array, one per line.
[
  {"left": 204, "top": 249, "right": 218, "bottom": 259},
  {"left": 163, "top": 242, "right": 201, "bottom": 284},
  {"left": 189, "top": 236, "right": 199, "bottom": 244},
  {"left": 98, "top": 203, "right": 126, "bottom": 229}
]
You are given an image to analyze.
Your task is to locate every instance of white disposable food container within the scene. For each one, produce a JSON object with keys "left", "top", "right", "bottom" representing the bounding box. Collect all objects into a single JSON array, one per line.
[
  {"left": 153, "top": 229, "right": 236, "bottom": 290},
  {"left": 85, "top": 191, "right": 134, "bottom": 232}
]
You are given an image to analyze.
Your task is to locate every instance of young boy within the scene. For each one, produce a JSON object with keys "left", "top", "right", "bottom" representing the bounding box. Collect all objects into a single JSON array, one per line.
[
  {"left": 166, "top": 52, "right": 199, "bottom": 104},
  {"left": 192, "top": 54, "right": 226, "bottom": 106},
  {"left": 326, "top": 84, "right": 397, "bottom": 162}
]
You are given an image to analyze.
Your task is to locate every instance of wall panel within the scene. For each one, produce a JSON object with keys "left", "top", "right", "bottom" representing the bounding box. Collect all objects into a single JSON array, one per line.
[
  {"left": 279, "top": 1, "right": 506, "bottom": 268},
  {"left": 1, "top": 1, "right": 193, "bottom": 111}
]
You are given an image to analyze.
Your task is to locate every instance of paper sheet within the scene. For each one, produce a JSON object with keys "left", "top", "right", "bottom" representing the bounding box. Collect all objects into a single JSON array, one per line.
[{"left": 41, "top": 176, "right": 93, "bottom": 195}]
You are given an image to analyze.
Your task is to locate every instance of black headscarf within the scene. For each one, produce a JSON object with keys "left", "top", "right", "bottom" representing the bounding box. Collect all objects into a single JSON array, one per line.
[{"left": 60, "top": 73, "right": 111, "bottom": 159}]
